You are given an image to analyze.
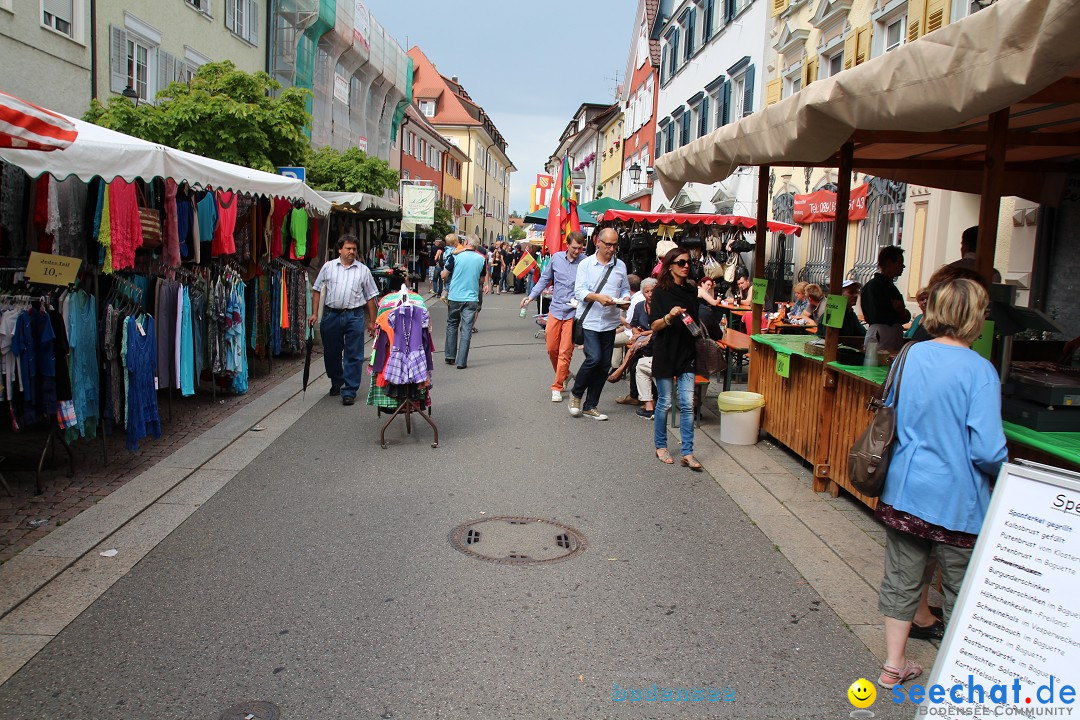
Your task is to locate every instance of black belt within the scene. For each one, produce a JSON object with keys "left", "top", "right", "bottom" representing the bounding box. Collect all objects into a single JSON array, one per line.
[{"left": 325, "top": 306, "right": 361, "bottom": 313}]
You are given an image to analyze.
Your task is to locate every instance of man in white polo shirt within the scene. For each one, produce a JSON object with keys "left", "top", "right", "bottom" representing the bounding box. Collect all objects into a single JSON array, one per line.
[{"left": 308, "top": 235, "right": 379, "bottom": 406}]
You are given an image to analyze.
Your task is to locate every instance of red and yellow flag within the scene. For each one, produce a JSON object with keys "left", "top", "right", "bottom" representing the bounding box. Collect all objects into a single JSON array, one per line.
[
  {"left": 513, "top": 250, "right": 537, "bottom": 279},
  {"left": 543, "top": 156, "right": 580, "bottom": 256}
]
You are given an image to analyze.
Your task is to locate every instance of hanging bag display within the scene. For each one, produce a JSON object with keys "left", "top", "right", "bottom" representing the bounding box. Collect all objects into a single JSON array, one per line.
[
  {"left": 136, "top": 183, "right": 163, "bottom": 249},
  {"left": 572, "top": 263, "right": 615, "bottom": 345},
  {"left": 847, "top": 341, "right": 915, "bottom": 498}
]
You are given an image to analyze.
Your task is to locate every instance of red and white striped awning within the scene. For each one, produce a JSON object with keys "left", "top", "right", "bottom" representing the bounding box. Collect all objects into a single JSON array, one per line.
[{"left": 0, "top": 91, "right": 78, "bottom": 152}]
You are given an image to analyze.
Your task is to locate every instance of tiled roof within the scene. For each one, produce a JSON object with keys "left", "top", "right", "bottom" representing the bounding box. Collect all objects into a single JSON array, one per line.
[{"left": 646, "top": 0, "right": 661, "bottom": 67}]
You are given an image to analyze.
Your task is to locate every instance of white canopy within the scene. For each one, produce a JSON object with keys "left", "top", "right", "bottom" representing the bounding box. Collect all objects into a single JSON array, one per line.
[
  {"left": 0, "top": 113, "right": 331, "bottom": 215},
  {"left": 654, "top": 0, "right": 1080, "bottom": 205}
]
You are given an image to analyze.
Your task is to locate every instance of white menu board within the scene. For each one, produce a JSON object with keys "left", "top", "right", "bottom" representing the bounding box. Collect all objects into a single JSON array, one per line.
[{"left": 928, "top": 461, "right": 1080, "bottom": 712}]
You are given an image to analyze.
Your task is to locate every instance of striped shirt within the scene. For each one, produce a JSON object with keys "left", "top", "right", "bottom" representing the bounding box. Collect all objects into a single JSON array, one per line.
[{"left": 313, "top": 258, "right": 379, "bottom": 310}]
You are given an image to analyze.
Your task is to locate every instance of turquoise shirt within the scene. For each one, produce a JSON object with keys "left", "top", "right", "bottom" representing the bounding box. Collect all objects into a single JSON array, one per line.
[
  {"left": 880, "top": 341, "right": 1007, "bottom": 534},
  {"left": 447, "top": 250, "right": 486, "bottom": 303}
]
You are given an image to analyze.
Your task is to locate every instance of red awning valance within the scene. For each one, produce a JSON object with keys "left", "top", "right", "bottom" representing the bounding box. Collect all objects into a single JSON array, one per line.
[{"left": 596, "top": 209, "right": 802, "bottom": 236}]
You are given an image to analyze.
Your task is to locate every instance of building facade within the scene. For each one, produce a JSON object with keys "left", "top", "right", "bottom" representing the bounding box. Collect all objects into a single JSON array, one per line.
[
  {"left": 408, "top": 46, "right": 514, "bottom": 244},
  {"left": 0, "top": 0, "right": 91, "bottom": 116},
  {"left": 619, "top": 0, "right": 661, "bottom": 211},
  {"left": 597, "top": 110, "right": 624, "bottom": 203},
  {"left": 760, "top": 0, "right": 1028, "bottom": 308},
  {"left": 398, "top": 103, "right": 449, "bottom": 190},
  {"left": 651, "top": 0, "right": 768, "bottom": 218},
  {"left": 545, "top": 103, "right": 617, "bottom": 207},
  {"left": 270, "top": 0, "right": 409, "bottom": 161},
  {"left": 95, "top": 0, "right": 265, "bottom": 111}
]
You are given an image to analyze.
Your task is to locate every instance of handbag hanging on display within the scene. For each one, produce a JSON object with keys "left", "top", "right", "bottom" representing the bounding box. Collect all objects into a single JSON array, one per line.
[
  {"left": 847, "top": 341, "right": 915, "bottom": 498},
  {"left": 572, "top": 263, "right": 616, "bottom": 345},
  {"left": 136, "top": 182, "right": 163, "bottom": 249}
]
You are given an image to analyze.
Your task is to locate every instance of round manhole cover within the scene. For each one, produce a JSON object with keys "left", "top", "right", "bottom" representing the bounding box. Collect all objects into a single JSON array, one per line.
[
  {"left": 449, "top": 517, "right": 587, "bottom": 565},
  {"left": 220, "top": 701, "right": 280, "bottom": 720}
]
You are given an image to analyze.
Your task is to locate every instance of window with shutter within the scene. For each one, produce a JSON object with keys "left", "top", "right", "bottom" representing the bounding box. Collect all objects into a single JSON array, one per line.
[
  {"left": 925, "top": 0, "right": 949, "bottom": 33},
  {"left": 247, "top": 0, "right": 258, "bottom": 45},
  {"left": 43, "top": 0, "right": 74, "bottom": 36},
  {"left": 157, "top": 50, "right": 179, "bottom": 96},
  {"left": 699, "top": 95, "right": 710, "bottom": 137},
  {"left": 907, "top": 0, "right": 926, "bottom": 41},
  {"left": 771, "top": 0, "right": 789, "bottom": 18},
  {"left": 685, "top": 9, "right": 696, "bottom": 60},
  {"left": 765, "top": 77, "right": 783, "bottom": 106},
  {"left": 742, "top": 65, "right": 754, "bottom": 117},
  {"left": 855, "top": 23, "right": 872, "bottom": 66},
  {"left": 803, "top": 55, "right": 818, "bottom": 87},
  {"left": 109, "top": 25, "right": 128, "bottom": 94},
  {"left": 717, "top": 80, "right": 730, "bottom": 128},
  {"left": 842, "top": 32, "right": 857, "bottom": 69}
]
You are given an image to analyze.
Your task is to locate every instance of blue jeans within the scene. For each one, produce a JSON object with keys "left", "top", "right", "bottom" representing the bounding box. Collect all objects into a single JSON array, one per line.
[
  {"left": 432, "top": 270, "right": 443, "bottom": 296},
  {"left": 655, "top": 372, "right": 695, "bottom": 456},
  {"left": 445, "top": 300, "right": 479, "bottom": 367},
  {"left": 321, "top": 308, "right": 365, "bottom": 399},
  {"left": 572, "top": 328, "right": 615, "bottom": 411}
]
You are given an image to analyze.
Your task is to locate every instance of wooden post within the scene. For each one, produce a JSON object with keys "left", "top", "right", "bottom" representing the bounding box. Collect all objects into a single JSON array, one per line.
[
  {"left": 976, "top": 109, "right": 1009, "bottom": 283},
  {"left": 813, "top": 142, "right": 853, "bottom": 491},
  {"left": 748, "top": 165, "right": 770, "bottom": 393}
]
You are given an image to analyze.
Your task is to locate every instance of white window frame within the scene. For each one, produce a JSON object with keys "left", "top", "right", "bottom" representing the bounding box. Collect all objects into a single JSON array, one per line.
[
  {"left": 823, "top": 51, "right": 843, "bottom": 79},
  {"left": 184, "top": 0, "right": 212, "bottom": 19},
  {"left": 41, "top": 0, "right": 84, "bottom": 43},
  {"left": 126, "top": 36, "right": 152, "bottom": 102},
  {"left": 730, "top": 74, "right": 746, "bottom": 119},
  {"left": 783, "top": 63, "right": 803, "bottom": 98},
  {"left": 226, "top": 0, "right": 258, "bottom": 45},
  {"left": 418, "top": 99, "right": 435, "bottom": 117}
]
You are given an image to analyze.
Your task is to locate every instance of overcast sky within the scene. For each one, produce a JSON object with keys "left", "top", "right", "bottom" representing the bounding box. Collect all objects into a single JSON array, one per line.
[{"left": 363, "top": 0, "right": 635, "bottom": 214}]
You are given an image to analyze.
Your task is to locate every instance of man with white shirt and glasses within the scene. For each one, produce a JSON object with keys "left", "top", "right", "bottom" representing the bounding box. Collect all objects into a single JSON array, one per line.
[
  {"left": 522, "top": 230, "right": 585, "bottom": 402},
  {"left": 308, "top": 235, "right": 379, "bottom": 406},
  {"left": 569, "top": 227, "right": 631, "bottom": 420}
]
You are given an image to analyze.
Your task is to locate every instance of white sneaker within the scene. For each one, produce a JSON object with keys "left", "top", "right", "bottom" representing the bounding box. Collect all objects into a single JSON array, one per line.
[
  {"left": 551, "top": 390, "right": 563, "bottom": 402},
  {"left": 569, "top": 396, "right": 582, "bottom": 416}
]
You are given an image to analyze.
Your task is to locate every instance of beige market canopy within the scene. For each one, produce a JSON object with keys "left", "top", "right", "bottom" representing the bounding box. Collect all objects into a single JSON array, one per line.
[{"left": 654, "top": 0, "right": 1080, "bottom": 206}]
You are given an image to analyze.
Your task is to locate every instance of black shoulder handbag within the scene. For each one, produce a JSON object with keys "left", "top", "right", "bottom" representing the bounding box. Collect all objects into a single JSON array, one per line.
[
  {"left": 572, "top": 263, "right": 615, "bottom": 345},
  {"left": 848, "top": 341, "right": 915, "bottom": 498}
]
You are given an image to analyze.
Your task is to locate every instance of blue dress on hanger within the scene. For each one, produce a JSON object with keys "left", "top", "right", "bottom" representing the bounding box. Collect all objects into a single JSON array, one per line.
[{"left": 125, "top": 314, "right": 161, "bottom": 451}]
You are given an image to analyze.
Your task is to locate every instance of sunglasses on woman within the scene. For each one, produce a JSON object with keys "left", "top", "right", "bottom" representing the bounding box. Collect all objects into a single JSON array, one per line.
[{"left": 672, "top": 259, "right": 691, "bottom": 267}]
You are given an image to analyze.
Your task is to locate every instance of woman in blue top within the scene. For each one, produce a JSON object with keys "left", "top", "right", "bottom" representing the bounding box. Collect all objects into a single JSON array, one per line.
[{"left": 874, "top": 278, "right": 1007, "bottom": 689}]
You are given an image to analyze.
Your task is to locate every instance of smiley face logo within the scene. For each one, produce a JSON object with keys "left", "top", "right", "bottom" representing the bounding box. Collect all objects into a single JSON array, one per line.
[{"left": 847, "top": 678, "right": 876, "bottom": 708}]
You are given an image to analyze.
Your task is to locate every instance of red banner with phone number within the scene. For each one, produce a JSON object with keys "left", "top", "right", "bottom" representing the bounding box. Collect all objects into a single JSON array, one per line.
[{"left": 793, "top": 183, "right": 869, "bottom": 224}]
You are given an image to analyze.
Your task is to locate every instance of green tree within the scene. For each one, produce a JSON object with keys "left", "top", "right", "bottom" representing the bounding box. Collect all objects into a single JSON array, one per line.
[
  {"left": 509, "top": 210, "right": 521, "bottom": 219},
  {"left": 306, "top": 146, "right": 399, "bottom": 195},
  {"left": 84, "top": 61, "right": 311, "bottom": 172},
  {"left": 508, "top": 224, "right": 526, "bottom": 241},
  {"left": 430, "top": 200, "right": 454, "bottom": 241}
]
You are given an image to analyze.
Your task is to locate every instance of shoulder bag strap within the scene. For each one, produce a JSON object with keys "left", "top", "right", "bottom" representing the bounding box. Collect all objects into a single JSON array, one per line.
[
  {"left": 579, "top": 262, "right": 616, "bottom": 323},
  {"left": 879, "top": 340, "right": 915, "bottom": 406}
]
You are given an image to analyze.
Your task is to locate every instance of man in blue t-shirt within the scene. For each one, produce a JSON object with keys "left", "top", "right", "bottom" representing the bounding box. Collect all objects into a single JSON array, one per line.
[{"left": 442, "top": 234, "right": 487, "bottom": 369}]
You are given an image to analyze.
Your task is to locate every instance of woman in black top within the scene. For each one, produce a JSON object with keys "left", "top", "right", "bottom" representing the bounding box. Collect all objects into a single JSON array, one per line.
[{"left": 649, "top": 247, "right": 702, "bottom": 470}]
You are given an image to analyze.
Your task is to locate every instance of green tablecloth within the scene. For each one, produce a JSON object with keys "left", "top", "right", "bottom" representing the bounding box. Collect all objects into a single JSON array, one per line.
[
  {"left": 1003, "top": 421, "right": 1080, "bottom": 467},
  {"left": 828, "top": 362, "right": 888, "bottom": 386},
  {"left": 752, "top": 334, "right": 823, "bottom": 361}
]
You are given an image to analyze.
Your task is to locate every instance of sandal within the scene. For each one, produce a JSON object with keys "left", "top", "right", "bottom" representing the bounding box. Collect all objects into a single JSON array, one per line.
[
  {"left": 878, "top": 660, "right": 922, "bottom": 689},
  {"left": 656, "top": 449, "right": 675, "bottom": 465},
  {"left": 680, "top": 455, "right": 703, "bottom": 471}
]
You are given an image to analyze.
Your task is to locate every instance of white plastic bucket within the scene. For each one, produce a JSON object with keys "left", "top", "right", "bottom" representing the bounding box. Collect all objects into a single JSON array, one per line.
[{"left": 717, "top": 391, "right": 765, "bottom": 445}]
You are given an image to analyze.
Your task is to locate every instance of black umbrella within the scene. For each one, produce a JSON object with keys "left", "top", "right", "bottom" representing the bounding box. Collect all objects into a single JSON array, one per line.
[{"left": 302, "top": 325, "right": 315, "bottom": 397}]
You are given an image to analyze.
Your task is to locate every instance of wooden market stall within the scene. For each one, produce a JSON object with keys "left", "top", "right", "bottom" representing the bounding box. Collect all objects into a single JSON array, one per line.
[{"left": 654, "top": 0, "right": 1080, "bottom": 506}]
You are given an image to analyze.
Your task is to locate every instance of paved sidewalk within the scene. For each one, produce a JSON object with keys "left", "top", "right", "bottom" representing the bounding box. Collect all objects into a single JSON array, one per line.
[
  {"left": 693, "top": 393, "right": 942, "bottom": 675},
  {"left": 0, "top": 352, "right": 316, "bottom": 563}
]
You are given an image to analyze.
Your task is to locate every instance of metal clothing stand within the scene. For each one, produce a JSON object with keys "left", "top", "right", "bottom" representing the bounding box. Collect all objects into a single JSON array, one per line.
[
  {"left": 378, "top": 393, "right": 438, "bottom": 449},
  {"left": 36, "top": 423, "right": 74, "bottom": 495}
]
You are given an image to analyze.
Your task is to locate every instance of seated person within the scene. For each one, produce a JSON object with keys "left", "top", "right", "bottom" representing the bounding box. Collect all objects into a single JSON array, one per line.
[
  {"left": 784, "top": 281, "right": 809, "bottom": 321},
  {"left": 816, "top": 279, "right": 866, "bottom": 339},
  {"left": 802, "top": 283, "right": 826, "bottom": 326},
  {"left": 723, "top": 269, "right": 752, "bottom": 308},
  {"left": 904, "top": 287, "right": 929, "bottom": 339},
  {"left": 630, "top": 278, "right": 656, "bottom": 419},
  {"left": 697, "top": 276, "right": 727, "bottom": 340}
]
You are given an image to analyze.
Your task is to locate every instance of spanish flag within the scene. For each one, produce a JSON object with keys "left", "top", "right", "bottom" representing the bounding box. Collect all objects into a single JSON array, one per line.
[{"left": 513, "top": 250, "right": 537, "bottom": 279}]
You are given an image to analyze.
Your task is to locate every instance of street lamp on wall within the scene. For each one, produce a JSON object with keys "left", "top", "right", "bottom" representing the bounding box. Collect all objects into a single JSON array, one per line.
[
  {"left": 629, "top": 162, "right": 642, "bottom": 184},
  {"left": 121, "top": 85, "right": 140, "bottom": 107}
]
